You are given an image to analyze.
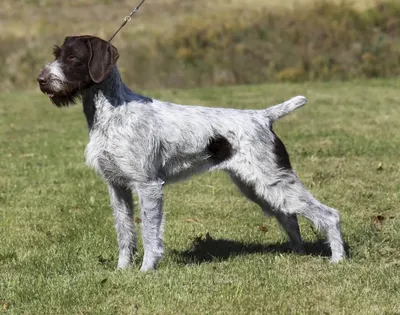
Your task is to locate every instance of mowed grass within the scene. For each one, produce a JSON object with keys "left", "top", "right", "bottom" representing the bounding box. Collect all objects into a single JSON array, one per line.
[{"left": 1, "top": 80, "right": 400, "bottom": 314}]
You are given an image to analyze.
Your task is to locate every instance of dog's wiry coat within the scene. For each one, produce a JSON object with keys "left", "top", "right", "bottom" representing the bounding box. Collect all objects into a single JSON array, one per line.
[{"left": 37, "top": 36, "right": 345, "bottom": 271}]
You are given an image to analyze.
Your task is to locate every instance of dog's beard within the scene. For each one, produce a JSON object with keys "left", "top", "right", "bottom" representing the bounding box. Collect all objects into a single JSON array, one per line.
[
  {"left": 40, "top": 77, "right": 91, "bottom": 107},
  {"left": 49, "top": 90, "right": 81, "bottom": 107}
]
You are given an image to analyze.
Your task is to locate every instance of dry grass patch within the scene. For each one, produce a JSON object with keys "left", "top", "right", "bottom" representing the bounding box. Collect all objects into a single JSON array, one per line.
[{"left": 1, "top": 0, "right": 400, "bottom": 90}]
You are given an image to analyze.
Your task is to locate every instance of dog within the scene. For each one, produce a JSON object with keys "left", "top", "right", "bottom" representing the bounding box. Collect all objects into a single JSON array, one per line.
[{"left": 37, "top": 35, "right": 345, "bottom": 271}]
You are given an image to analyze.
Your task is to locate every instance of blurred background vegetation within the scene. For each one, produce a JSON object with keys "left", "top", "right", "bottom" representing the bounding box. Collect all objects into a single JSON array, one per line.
[{"left": 1, "top": 0, "right": 400, "bottom": 91}]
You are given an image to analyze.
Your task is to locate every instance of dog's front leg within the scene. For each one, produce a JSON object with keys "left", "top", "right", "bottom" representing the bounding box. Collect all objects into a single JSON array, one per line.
[
  {"left": 135, "top": 180, "right": 164, "bottom": 272},
  {"left": 108, "top": 183, "right": 136, "bottom": 269}
]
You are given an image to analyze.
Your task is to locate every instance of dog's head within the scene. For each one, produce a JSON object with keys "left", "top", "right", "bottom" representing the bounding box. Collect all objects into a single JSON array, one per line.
[{"left": 37, "top": 35, "right": 119, "bottom": 107}]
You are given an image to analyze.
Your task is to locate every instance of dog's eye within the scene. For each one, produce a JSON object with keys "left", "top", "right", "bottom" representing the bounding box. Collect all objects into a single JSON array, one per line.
[{"left": 67, "top": 55, "right": 78, "bottom": 61}]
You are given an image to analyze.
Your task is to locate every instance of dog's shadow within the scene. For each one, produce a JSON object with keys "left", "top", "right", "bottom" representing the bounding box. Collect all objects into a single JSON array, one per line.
[{"left": 171, "top": 233, "right": 349, "bottom": 264}]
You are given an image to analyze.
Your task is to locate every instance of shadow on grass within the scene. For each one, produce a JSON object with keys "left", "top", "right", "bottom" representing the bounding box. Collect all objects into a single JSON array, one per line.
[{"left": 171, "top": 233, "right": 350, "bottom": 264}]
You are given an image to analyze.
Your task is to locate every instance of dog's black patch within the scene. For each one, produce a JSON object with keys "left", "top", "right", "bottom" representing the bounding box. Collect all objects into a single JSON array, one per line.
[
  {"left": 206, "top": 135, "right": 232, "bottom": 163},
  {"left": 132, "top": 93, "right": 152, "bottom": 103},
  {"left": 125, "top": 88, "right": 153, "bottom": 104},
  {"left": 272, "top": 130, "right": 292, "bottom": 170}
]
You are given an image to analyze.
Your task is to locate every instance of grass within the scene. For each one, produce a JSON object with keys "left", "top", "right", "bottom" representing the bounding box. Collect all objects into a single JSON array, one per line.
[{"left": 1, "top": 80, "right": 400, "bottom": 314}]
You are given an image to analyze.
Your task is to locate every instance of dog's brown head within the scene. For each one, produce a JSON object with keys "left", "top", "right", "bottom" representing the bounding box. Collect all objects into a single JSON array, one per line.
[{"left": 37, "top": 35, "right": 119, "bottom": 107}]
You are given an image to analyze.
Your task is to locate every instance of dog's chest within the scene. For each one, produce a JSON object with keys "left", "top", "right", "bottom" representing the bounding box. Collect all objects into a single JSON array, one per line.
[
  {"left": 85, "top": 131, "right": 107, "bottom": 169},
  {"left": 84, "top": 130, "right": 128, "bottom": 183}
]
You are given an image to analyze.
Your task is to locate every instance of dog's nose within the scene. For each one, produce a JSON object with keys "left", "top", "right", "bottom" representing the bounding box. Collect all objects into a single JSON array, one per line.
[
  {"left": 37, "top": 68, "right": 51, "bottom": 85},
  {"left": 37, "top": 74, "right": 49, "bottom": 85}
]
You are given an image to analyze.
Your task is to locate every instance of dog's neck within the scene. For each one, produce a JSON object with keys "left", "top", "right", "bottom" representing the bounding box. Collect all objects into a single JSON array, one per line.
[{"left": 81, "top": 66, "right": 152, "bottom": 129}]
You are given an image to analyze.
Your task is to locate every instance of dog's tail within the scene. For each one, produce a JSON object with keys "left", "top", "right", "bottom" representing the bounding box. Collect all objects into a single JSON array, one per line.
[{"left": 265, "top": 95, "right": 307, "bottom": 122}]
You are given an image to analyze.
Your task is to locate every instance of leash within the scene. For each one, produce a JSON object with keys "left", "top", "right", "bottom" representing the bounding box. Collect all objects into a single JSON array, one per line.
[{"left": 108, "top": 0, "right": 147, "bottom": 43}]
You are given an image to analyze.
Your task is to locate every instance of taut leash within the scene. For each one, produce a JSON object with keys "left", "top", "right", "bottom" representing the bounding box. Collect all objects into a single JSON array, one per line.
[{"left": 108, "top": 0, "right": 147, "bottom": 43}]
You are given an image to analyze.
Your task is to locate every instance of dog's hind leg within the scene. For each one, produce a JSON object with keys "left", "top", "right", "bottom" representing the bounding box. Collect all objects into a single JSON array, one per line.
[
  {"left": 108, "top": 183, "right": 136, "bottom": 269},
  {"left": 274, "top": 212, "right": 304, "bottom": 254},
  {"left": 254, "top": 176, "right": 345, "bottom": 263},
  {"left": 135, "top": 180, "right": 165, "bottom": 272},
  {"left": 295, "top": 194, "right": 345, "bottom": 263},
  {"left": 229, "top": 173, "right": 304, "bottom": 253}
]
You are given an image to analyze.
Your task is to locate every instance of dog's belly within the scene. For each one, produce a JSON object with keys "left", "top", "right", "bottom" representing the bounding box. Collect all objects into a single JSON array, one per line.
[
  {"left": 160, "top": 133, "right": 233, "bottom": 183},
  {"left": 161, "top": 155, "right": 216, "bottom": 183}
]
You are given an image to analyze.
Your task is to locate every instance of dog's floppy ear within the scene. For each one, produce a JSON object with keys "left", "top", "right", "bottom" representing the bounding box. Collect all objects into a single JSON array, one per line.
[{"left": 86, "top": 37, "right": 120, "bottom": 83}]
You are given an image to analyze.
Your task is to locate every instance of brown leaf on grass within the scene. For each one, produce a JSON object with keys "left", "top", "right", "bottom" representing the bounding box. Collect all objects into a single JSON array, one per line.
[
  {"left": 373, "top": 215, "right": 385, "bottom": 229},
  {"left": 258, "top": 225, "right": 267, "bottom": 232},
  {"left": 184, "top": 218, "right": 201, "bottom": 223},
  {"left": 135, "top": 217, "right": 142, "bottom": 224},
  {"left": 3, "top": 303, "right": 10, "bottom": 310}
]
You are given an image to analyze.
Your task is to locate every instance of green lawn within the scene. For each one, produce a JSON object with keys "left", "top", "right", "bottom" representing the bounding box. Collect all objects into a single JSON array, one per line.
[{"left": 1, "top": 80, "right": 400, "bottom": 314}]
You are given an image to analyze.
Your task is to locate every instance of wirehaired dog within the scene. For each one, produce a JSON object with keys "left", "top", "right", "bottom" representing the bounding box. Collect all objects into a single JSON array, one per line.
[{"left": 37, "top": 35, "right": 345, "bottom": 271}]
